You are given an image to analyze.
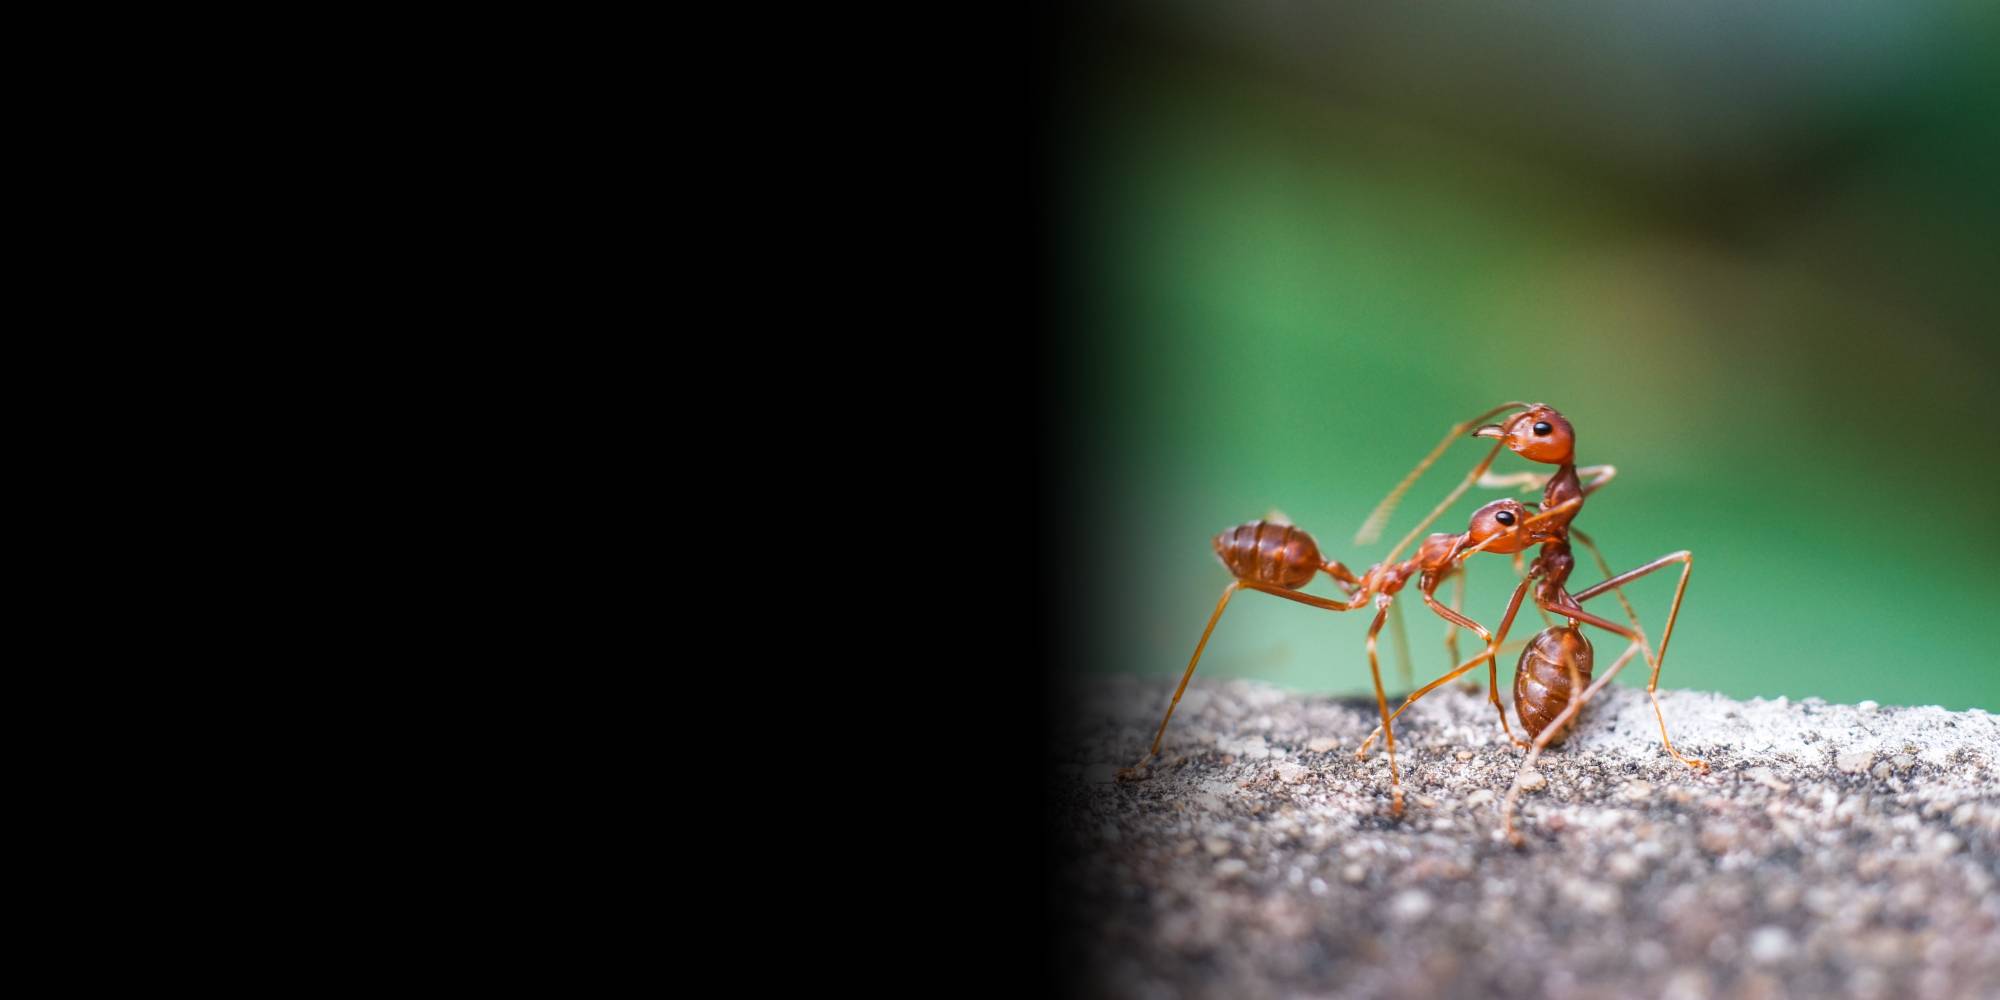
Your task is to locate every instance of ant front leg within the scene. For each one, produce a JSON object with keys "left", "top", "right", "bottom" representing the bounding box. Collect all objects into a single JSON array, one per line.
[
  {"left": 1389, "top": 596, "right": 1414, "bottom": 692},
  {"left": 1421, "top": 579, "right": 1530, "bottom": 749},
  {"left": 1363, "top": 596, "right": 1404, "bottom": 817},
  {"left": 1476, "top": 470, "right": 1552, "bottom": 493},
  {"left": 1447, "top": 570, "right": 1474, "bottom": 691},
  {"left": 1359, "top": 574, "right": 1537, "bottom": 757}
]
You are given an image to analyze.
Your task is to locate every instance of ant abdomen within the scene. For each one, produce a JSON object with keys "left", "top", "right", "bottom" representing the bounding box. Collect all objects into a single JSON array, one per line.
[
  {"left": 1513, "top": 625, "right": 1595, "bottom": 744},
  {"left": 1213, "top": 520, "right": 1322, "bottom": 589}
]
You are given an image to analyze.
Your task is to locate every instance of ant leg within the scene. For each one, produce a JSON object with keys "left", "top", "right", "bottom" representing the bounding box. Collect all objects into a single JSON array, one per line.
[
  {"left": 1423, "top": 584, "right": 1489, "bottom": 668},
  {"left": 1448, "top": 570, "right": 1477, "bottom": 692},
  {"left": 1578, "top": 465, "right": 1617, "bottom": 497},
  {"left": 1363, "top": 597, "right": 1404, "bottom": 817},
  {"left": 1390, "top": 596, "right": 1414, "bottom": 691},
  {"left": 1422, "top": 584, "right": 1529, "bottom": 749},
  {"left": 1119, "top": 582, "right": 1242, "bottom": 781},
  {"left": 1120, "top": 581, "right": 1367, "bottom": 781},
  {"left": 1355, "top": 402, "right": 1530, "bottom": 546},
  {"left": 1478, "top": 575, "right": 1536, "bottom": 749},
  {"left": 1476, "top": 470, "right": 1551, "bottom": 493},
  {"left": 1359, "top": 575, "right": 1536, "bottom": 756},
  {"left": 1573, "top": 530, "right": 1643, "bottom": 632},
  {"left": 1520, "top": 550, "right": 1555, "bottom": 627},
  {"left": 1374, "top": 442, "right": 1507, "bottom": 566},
  {"left": 1501, "top": 639, "right": 1646, "bottom": 844},
  {"left": 1573, "top": 551, "right": 1703, "bottom": 771},
  {"left": 1572, "top": 527, "right": 1655, "bottom": 674},
  {"left": 1481, "top": 463, "right": 1610, "bottom": 498}
]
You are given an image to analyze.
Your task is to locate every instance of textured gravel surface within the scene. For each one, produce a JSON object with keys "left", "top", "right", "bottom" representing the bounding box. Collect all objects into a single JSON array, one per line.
[{"left": 1052, "top": 676, "right": 2000, "bottom": 1000}]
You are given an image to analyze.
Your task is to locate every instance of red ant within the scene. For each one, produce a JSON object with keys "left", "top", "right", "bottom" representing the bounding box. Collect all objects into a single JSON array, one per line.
[
  {"left": 1354, "top": 404, "right": 1704, "bottom": 842},
  {"left": 1117, "top": 405, "right": 1549, "bottom": 816}
]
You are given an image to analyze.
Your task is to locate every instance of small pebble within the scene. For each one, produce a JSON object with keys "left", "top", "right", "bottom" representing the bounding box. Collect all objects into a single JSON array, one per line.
[
  {"left": 1561, "top": 877, "right": 1618, "bottom": 915},
  {"left": 1858, "top": 700, "right": 1879, "bottom": 712},
  {"left": 1307, "top": 737, "right": 1340, "bottom": 753},
  {"left": 1456, "top": 751, "right": 1474, "bottom": 761},
  {"left": 1465, "top": 789, "right": 1496, "bottom": 808},
  {"left": 1746, "top": 766, "right": 1791, "bottom": 792},
  {"left": 1622, "top": 781, "right": 1653, "bottom": 802},
  {"left": 1204, "top": 837, "right": 1231, "bottom": 856},
  {"left": 1341, "top": 863, "right": 1366, "bottom": 884},
  {"left": 1275, "top": 762, "right": 1307, "bottom": 783},
  {"left": 1699, "top": 824, "right": 1739, "bottom": 855},
  {"left": 1836, "top": 749, "right": 1874, "bottom": 774},
  {"left": 1519, "top": 769, "right": 1547, "bottom": 791},
  {"left": 1389, "top": 890, "right": 1432, "bottom": 922},
  {"left": 1662, "top": 969, "right": 1709, "bottom": 1000},
  {"left": 1214, "top": 858, "right": 1248, "bottom": 878},
  {"left": 1871, "top": 762, "right": 1892, "bottom": 781},
  {"left": 1748, "top": 926, "right": 1796, "bottom": 964}
]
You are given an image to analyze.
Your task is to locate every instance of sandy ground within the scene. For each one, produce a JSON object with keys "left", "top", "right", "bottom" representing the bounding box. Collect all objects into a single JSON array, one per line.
[{"left": 1051, "top": 676, "right": 2000, "bottom": 1000}]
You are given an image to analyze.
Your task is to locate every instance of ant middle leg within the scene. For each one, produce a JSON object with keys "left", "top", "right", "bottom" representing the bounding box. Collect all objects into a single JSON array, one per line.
[
  {"left": 1572, "top": 550, "right": 1702, "bottom": 771},
  {"left": 1573, "top": 529, "right": 1649, "bottom": 653},
  {"left": 1389, "top": 596, "right": 1414, "bottom": 692}
]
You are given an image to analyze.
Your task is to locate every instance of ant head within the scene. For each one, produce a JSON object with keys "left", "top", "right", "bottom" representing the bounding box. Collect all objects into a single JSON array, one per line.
[
  {"left": 1462, "top": 498, "right": 1536, "bottom": 556},
  {"left": 1474, "top": 404, "right": 1573, "bottom": 464}
]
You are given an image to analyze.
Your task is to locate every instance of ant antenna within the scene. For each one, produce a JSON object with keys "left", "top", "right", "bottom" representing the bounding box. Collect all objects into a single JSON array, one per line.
[
  {"left": 1379, "top": 439, "right": 1507, "bottom": 567},
  {"left": 1355, "top": 401, "right": 1530, "bottom": 547}
]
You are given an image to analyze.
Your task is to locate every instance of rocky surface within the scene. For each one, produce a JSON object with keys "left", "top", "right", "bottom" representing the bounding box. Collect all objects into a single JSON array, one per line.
[{"left": 1051, "top": 676, "right": 2000, "bottom": 999}]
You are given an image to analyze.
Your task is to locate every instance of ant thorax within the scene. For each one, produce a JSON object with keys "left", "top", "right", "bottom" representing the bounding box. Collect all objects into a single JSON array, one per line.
[{"left": 1540, "top": 464, "right": 1584, "bottom": 531}]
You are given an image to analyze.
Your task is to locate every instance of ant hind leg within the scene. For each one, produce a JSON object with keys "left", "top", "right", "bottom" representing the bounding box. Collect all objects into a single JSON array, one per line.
[
  {"left": 1500, "top": 639, "right": 1645, "bottom": 844},
  {"left": 1119, "top": 582, "right": 1242, "bottom": 781}
]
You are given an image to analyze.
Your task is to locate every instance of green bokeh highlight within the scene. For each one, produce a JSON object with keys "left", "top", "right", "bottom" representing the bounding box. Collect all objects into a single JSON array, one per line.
[{"left": 1058, "top": 5, "right": 2000, "bottom": 709}]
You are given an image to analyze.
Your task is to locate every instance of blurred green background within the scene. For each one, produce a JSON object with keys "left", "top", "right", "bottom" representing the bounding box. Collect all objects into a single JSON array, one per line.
[{"left": 1054, "top": 2, "right": 2000, "bottom": 710}]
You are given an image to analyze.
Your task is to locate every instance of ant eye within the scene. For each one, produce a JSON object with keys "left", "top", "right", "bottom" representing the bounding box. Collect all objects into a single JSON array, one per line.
[
  {"left": 1533, "top": 421, "right": 1552, "bottom": 436},
  {"left": 1496, "top": 510, "right": 1516, "bottom": 526}
]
